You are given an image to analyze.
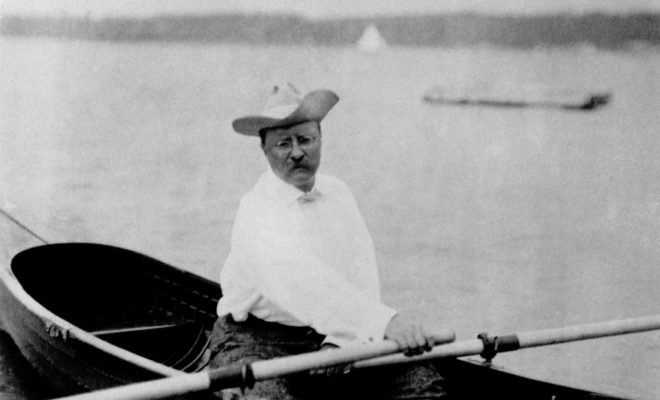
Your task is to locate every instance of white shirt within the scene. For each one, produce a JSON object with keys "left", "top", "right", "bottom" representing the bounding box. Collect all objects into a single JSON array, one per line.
[{"left": 217, "top": 170, "right": 396, "bottom": 346}]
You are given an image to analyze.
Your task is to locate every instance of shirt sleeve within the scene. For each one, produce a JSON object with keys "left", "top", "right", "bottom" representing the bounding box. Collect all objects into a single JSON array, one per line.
[{"left": 232, "top": 198, "right": 396, "bottom": 344}]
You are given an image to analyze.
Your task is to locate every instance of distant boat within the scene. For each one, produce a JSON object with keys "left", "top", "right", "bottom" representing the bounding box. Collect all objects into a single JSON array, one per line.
[
  {"left": 357, "top": 24, "right": 387, "bottom": 52},
  {"left": 422, "top": 83, "right": 611, "bottom": 111}
]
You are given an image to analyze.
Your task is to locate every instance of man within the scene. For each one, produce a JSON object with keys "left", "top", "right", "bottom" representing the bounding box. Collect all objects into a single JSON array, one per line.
[{"left": 211, "top": 83, "right": 449, "bottom": 399}]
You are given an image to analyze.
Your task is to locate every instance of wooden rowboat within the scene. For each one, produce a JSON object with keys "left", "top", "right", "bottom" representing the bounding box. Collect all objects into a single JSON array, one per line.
[{"left": 0, "top": 240, "right": 626, "bottom": 399}]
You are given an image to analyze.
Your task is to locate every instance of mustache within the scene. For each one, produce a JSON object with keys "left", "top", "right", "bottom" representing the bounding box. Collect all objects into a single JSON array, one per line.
[{"left": 289, "top": 160, "right": 309, "bottom": 169}]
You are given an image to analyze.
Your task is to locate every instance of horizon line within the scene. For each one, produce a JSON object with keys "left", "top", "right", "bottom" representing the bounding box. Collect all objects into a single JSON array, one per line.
[{"left": 2, "top": 9, "right": 660, "bottom": 20}]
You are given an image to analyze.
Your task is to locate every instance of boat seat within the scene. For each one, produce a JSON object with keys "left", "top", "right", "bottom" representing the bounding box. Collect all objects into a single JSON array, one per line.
[{"left": 93, "top": 322, "right": 211, "bottom": 372}]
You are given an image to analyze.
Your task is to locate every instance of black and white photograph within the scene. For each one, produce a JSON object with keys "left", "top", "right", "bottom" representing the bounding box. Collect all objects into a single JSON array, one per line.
[{"left": 1, "top": 1, "right": 659, "bottom": 399}]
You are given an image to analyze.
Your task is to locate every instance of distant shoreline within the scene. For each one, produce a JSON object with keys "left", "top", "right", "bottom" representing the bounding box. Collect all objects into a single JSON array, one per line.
[{"left": 1, "top": 12, "right": 659, "bottom": 49}]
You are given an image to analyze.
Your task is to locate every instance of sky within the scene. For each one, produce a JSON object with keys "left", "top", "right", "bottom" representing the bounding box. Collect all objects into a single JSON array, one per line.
[{"left": 1, "top": 0, "right": 660, "bottom": 18}]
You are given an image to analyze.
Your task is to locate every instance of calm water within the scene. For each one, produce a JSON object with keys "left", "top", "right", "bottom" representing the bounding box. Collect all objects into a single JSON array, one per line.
[{"left": 1, "top": 37, "right": 660, "bottom": 399}]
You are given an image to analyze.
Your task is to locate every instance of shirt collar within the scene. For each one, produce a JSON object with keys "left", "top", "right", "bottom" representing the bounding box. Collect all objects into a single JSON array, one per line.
[{"left": 263, "top": 169, "right": 323, "bottom": 205}]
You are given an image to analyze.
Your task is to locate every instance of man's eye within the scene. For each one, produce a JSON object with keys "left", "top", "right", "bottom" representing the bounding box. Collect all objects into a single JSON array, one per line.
[
  {"left": 298, "top": 136, "right": 313, "bottom": 145},
  {"left": 276, "top": 141, "right": 291, "bottom": 148}
]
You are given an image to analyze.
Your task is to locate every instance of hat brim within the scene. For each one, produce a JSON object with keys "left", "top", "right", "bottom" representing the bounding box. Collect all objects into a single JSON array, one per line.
[{"left": 232, "top": 90, "right": 339, "bottom": 136}]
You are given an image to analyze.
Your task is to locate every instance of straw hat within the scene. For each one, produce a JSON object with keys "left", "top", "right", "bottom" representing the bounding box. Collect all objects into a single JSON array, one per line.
[{"left": 232, "top": 83, "right": 339, "bottom": 136}]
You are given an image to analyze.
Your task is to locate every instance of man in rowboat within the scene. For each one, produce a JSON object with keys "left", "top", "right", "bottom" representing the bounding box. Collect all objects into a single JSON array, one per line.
[{"left": 211, "top": 83, "right": 450, "bottom": 399}]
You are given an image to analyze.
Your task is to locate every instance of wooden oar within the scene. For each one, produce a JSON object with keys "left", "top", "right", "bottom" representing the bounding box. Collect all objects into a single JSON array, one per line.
[
  {"left": 353, "top": 314, "right": 660, "bottom": 369},
  {"left": 53, "top": 330, "right": 456, "bottom": 400}
]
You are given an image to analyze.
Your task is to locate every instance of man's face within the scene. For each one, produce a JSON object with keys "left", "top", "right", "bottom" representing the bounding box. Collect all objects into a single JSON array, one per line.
[{"left": 261, "top": 121, "right": 322, "bottom": 192}]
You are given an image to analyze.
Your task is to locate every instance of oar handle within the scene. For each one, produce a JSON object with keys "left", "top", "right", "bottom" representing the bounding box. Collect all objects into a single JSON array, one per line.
[{"left": 250, "top": 329, "right": 455, "bottom": 381}]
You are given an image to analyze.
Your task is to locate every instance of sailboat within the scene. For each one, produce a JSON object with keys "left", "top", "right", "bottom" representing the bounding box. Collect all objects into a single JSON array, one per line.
[{"left": 357, "top": 24, "right": 387, "bottom": 52}]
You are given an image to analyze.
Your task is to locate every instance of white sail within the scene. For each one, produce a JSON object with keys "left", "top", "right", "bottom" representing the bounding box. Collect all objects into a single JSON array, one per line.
[{"left": 357, "top": 24, "right": 387, "bottom": 52}]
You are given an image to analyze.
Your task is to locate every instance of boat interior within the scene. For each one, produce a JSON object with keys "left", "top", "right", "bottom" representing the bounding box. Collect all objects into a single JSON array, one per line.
[{"left": 11, "top": 243, "right": 221, "bottom": 372}]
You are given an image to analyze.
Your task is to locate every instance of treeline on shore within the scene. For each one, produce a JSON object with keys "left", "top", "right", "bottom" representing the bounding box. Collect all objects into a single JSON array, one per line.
[{"left": 1, "top": 13, "right": 659, "bottom": 48}]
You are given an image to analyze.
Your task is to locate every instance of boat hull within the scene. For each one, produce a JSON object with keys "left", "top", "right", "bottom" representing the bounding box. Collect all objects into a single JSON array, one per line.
[{"left": 0, "top": 284, "right": 164, "bottom": 393}]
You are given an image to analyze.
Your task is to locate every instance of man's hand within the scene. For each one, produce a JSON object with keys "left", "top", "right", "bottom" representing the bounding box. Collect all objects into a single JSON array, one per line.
[
  {"left": 384, "top": 313, "right": 434, "bottom": 356},
  {"left": 308, "top": 343, "right": 351, "bottom": 377}
]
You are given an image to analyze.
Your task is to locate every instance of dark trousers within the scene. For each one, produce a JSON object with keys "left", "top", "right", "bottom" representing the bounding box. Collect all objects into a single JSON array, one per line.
[{"left": 209, "top": 315, "right": 449, "bottom": 400}]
